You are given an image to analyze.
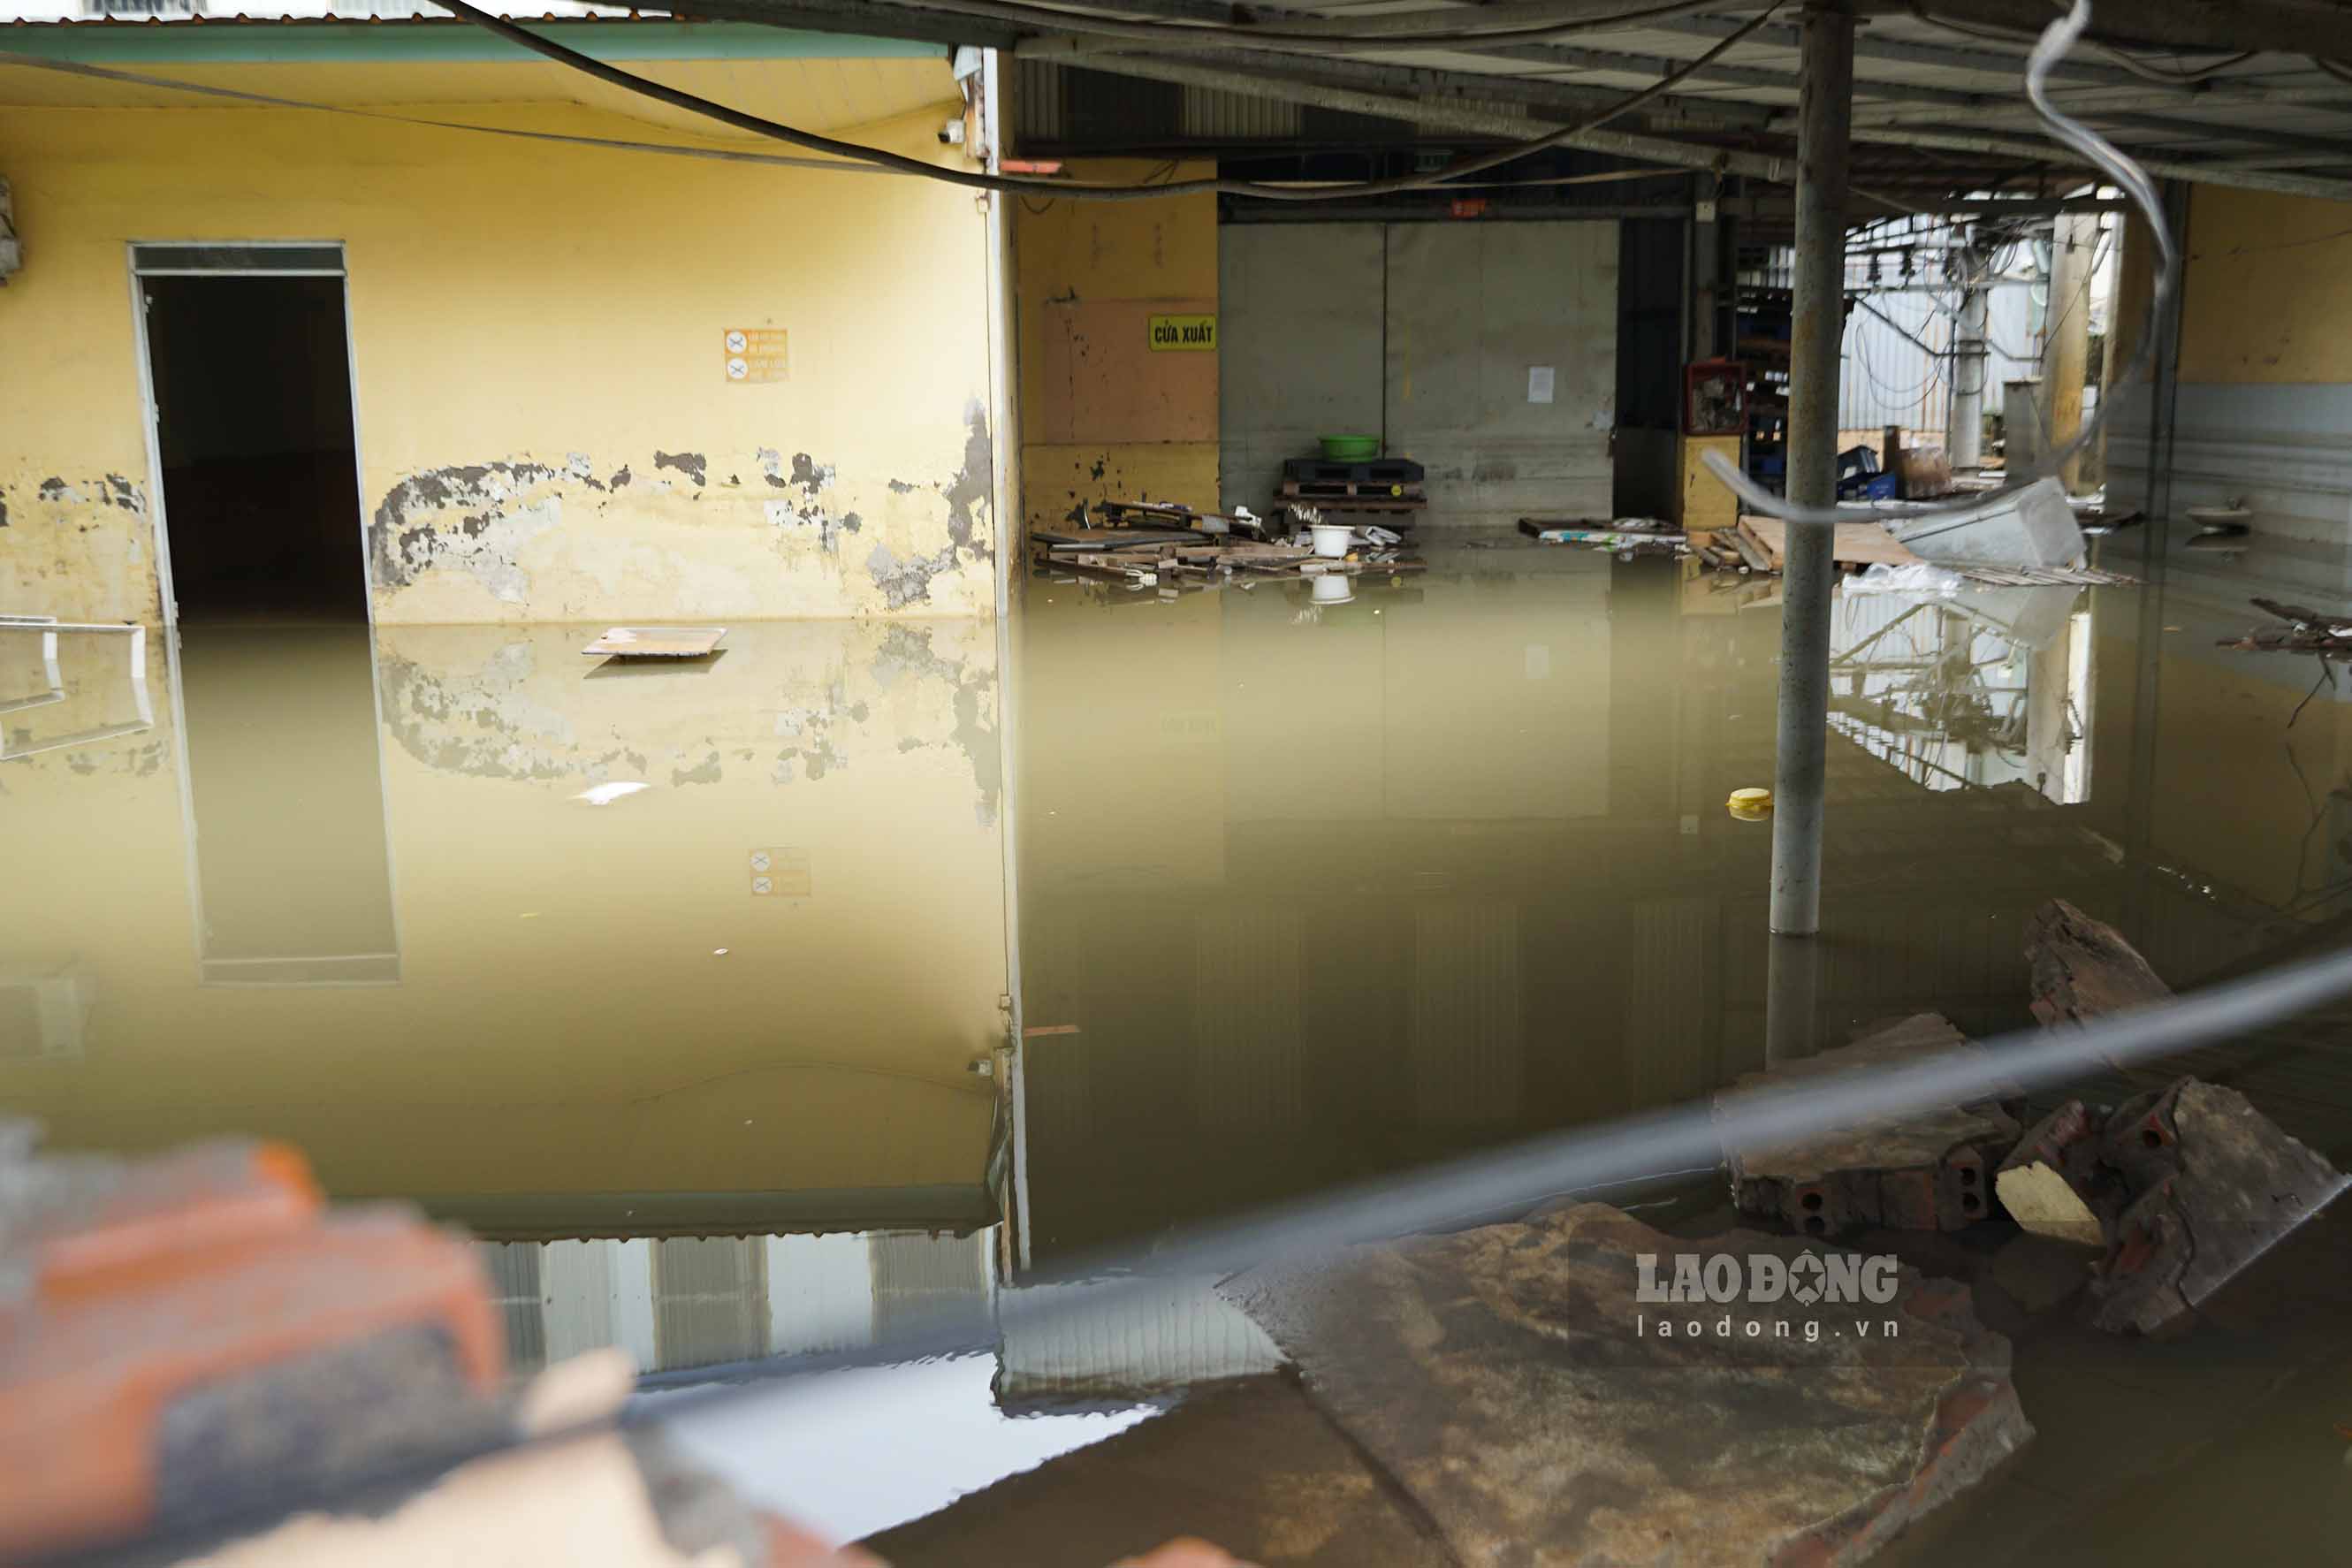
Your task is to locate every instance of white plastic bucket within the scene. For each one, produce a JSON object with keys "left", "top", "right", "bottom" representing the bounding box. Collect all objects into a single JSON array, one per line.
[
  {"left": 1310, "top": 522, "right": 1351, "bottom": 559},
  {"left": 1312, "top": 573, "right": 1355, "bottom": 605}
]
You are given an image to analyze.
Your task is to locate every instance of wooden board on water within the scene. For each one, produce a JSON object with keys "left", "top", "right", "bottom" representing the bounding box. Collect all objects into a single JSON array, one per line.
[
  {"left": 1033, "top": 527, "right": 1212, "bottom": 549},
  {"left": 1740, "top": 516, "right": 1922, "bottom": 570},
  {"left": 582, "top": 626, "right": 727, "bottom": 658}
]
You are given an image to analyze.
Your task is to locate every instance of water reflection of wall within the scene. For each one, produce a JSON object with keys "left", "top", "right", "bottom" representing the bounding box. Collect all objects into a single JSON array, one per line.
[
  {"left": 1014, "top": 567, "right": 2139, "bottom": 1265},
  {"left": 476, "top": 1221, "right": 1282, "bottom": 1413},
  {"left": 480, "top": 1229, "right": 994, "bottom": 1381},
  {"left": 0, "top": 620, "right": 1010, "bottom": 1237},
  {"left": 2086, "top": 538, "right": 2352, "bottom": 968}
]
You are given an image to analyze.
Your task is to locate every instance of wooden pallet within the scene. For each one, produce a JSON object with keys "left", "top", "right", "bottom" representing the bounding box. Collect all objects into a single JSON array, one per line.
[
  {"left": 1281, "top": 457, "right": 1425, "bottom": 485},
  {"left": 1280, "top": 478, "right": 1427, "bottom": 503}
]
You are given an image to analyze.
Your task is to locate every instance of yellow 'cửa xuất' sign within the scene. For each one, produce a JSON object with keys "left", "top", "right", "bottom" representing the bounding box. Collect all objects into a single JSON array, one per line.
[{"left": 1148, "top": 314, "right": 1216, "bottom": 352}]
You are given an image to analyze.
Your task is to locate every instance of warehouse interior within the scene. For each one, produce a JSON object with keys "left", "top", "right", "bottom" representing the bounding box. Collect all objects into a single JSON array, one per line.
[{"left": 13, "top": 1, "right": 2352, "bottom": 1563}]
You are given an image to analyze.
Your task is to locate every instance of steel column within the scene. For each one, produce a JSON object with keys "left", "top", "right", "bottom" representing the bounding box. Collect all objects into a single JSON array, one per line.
[{"left": 1769, "top": 0, "right": 1853, "bottom": 939}]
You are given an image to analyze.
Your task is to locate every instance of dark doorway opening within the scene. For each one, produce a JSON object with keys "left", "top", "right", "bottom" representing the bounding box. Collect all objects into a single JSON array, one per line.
[{"left": 142, "top": 274, "right": 365, "bottom": 624}]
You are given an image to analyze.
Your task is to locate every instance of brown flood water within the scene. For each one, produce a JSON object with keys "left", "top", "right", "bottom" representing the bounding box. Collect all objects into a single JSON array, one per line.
[{"left": 4, "top": 532, "right": 2349, "bottom": 1558}]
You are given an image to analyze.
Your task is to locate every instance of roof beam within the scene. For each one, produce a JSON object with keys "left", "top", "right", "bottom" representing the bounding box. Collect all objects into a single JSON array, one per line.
[
  {"left": 1849, "top": 81, "right": 2352, "bottom": 124},
  {"left": 1660, "top": 12, "right": 2160, "bottom": 92},
  {"left": 1840, "top": 118, "right": 2352, "bottom": 198},
  {"left": 1865, "top": 0, "right": 2352, "bottom": 62},
  {"left": 643, "top": 0, "right": 1010, "bottom": 49},
  {"left": 1020, "top": 49, "right": 1797, "bottom": 179},
  {"left": 1775, "top": 97, "right": 2352, "bottom": 162},
  {"left": 1130, "top": 45, "right": 1777, "bottom": 130}
]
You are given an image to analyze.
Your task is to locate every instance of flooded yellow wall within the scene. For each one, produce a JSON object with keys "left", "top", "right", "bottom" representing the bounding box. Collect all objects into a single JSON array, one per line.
[
  {"left": 1014, "top": 161, "right": 1220, "bottom": 537},
  {"left": 0, "top": 76, "right": 1001, "bottom": 625},
  {"left": 0, "top": 620, "right": 1008, "bottom": 1229}
]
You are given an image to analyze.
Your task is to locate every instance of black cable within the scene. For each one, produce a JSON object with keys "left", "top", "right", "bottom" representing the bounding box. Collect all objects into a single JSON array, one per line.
[
  {"left": 433, "top": 0, "right": 1777, "bottom": 203},
  {"left": 852, "top": 0, "right": 1739, "bottom": 56}
]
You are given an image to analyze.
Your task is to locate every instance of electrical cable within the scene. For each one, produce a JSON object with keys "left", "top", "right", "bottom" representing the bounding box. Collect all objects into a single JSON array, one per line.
[
  {"left": 849, "top": 0, "right": 1737, "bottom": 56},
  {"left": 1911, "top": 2, "right": 2257, "bottom": 85},
  {"left": 0, "top": 49, "right": 902, "bottom": 178},
  {"left": 1705, "top": 0, "right": 2177, "bottom": 528},
  {"left": 2, "top": 5, "right": 1775, "bottom": 205},
  {"left": 432, "top": 0, "right": 1779, "bottom": 203},
  {"left": 2096, "top": 47, "right": 2254, "bottom": 86}
]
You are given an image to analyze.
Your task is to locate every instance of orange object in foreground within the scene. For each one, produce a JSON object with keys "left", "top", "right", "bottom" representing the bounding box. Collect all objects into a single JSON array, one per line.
[{"left": 0, "top": 1134, "right": 506, "bottom": 1562}]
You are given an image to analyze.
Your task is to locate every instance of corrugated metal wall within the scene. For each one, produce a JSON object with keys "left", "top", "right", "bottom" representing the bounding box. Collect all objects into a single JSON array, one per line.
[
  {"left": 2108, "top": 380, "right": 2352, "bottom": 598},
  {"left": 1017, "top": 61, "right": 1397, "bottom": 149},
  {"left": 1190, "top": 909, "right": 1307, "bottom": 1136},
  {"left": 483, "top": 1229, "right": 997, "bottom": 1380},
  {"left": 1838, "top": 283, "right": 2040, "bottom": 435},
  {"left": 1409, "top": 902, "right": 1526, "bottom": 1127},
  {"left": 479, "top": 1241, "right": 546, "bottom": 1372},
  {"left": 870, "top": 1230, "right": 994, "bottom": 1343},
  {"left": 996, "top": 1276, "right": 1282, "bottom": 1406},
  {"left": 653, "top": 1236, "right": 770, "bottom": 1370}
]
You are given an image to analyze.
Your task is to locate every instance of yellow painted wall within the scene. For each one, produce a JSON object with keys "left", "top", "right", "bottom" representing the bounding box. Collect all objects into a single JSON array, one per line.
[
  {"left": 2176, "top": 186, "right": 2352, "bottom": 384},
  {"left": 0, "top": 76, "right": 1001, "bottom": 625},
  {"left": 1015, "top": 161, "right": 1220, "bottom": 534},
  {"left": 1677, "top": 434, "right": 1742, "bottom": 532}
]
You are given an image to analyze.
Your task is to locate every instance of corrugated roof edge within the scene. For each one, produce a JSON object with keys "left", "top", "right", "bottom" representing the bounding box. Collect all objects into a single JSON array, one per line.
[{"left": 0, "top": 13, "right": 949, "bottom": 64}]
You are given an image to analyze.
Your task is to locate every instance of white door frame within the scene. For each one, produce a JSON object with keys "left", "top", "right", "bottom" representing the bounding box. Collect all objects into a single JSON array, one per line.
[
  {"left": 126, "top": 240, "right": 403, "bottom": 987},
  {"left": 126, "top": 239, "right": 374, "bottom": 634}
]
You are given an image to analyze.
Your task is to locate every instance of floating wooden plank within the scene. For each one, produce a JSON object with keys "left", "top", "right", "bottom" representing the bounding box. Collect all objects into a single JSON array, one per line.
[
  {"left": 581, "top": 627, "right": 726, "bottom": 658},
  {"left": 1957, "top": 565, "right": 2137, "bottom": 587},
  {"left": 1033, "top": 527, "right": 1210, "bottom": 549},
  {"left": 1725, "top": 524, "right": 1777, "bottom": 575},
  {"left": 1740, "top": 515, "right": 1922, "bottom": 571},
  {"left": 1521, "top": 524, "right": 1687, "bottom": 548}
]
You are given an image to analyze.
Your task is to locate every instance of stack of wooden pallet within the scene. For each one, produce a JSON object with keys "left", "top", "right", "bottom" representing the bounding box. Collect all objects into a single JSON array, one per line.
[
  {"left": 1278, "top": 456, "right": 1426, "bottom": 515},
  {"left": 1031, "top": 518, "right": 1423, "bottom": 588}
]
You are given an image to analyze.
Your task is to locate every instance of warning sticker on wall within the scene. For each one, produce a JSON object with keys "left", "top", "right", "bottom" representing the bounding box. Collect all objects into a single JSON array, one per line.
[
  {"left": 724, "top": 327, "right": 789, "bottom": 383},
  {"left": 1148, "top": 314, "right": 1217, "bottom": 352}
]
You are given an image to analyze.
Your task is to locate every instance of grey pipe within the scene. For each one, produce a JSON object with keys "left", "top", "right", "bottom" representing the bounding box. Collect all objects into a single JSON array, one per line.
[{"left": 1770, "top": 0, "right": 1854, "bottom": 939}]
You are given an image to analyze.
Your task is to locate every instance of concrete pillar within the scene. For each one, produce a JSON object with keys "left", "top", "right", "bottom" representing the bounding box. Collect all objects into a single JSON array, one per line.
[
  {"left": 1690, "top": 172, "right": 1723, "bottom": 362},
  {"left": 2044, "top": 211, "right": 2097, "bottom": 491},
  {"left": 1764, "top": 932, "right": 1824, "bottom": 1065},
  {"left": 1769, "top": 0, "right": 1854, "bottom": 938},
  {"left": 1950, "top": 246, "right": 1990, "bottom": 471}
]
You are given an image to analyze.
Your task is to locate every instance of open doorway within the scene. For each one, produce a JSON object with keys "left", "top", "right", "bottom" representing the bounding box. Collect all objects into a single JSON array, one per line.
[{"left": 136, "top": 247, "right": 366, "bottom": 624}]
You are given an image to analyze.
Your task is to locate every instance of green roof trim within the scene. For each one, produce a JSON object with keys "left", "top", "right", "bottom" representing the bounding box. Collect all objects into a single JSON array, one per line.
[{"left": 0, "top": 19, "right": 945, "bottom": 66}]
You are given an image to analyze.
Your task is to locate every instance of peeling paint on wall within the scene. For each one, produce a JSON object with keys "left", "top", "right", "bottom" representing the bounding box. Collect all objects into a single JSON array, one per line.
[
  {"left": 370, "top": 462, "right": 565, "bottom": 605},
  {"left": 863, "top": 406, "right": 995, "bottom": 612},
  {"left": 0, "top": 472, "right": 157, "bottom": 624},
  {"left": 759, "top": 450, "right": 859, "bottom": 552},
  {"left": 18, "top": 408, "right": 1000, "bottom": 628}
]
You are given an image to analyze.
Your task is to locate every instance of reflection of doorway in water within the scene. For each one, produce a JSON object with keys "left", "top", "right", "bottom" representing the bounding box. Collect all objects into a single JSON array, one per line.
[
  {"left": 179, "top": 625, "right": 399, "bottom": 985},
  {"left": 133, "top": 245, "right": 366, "bottom": 626}
]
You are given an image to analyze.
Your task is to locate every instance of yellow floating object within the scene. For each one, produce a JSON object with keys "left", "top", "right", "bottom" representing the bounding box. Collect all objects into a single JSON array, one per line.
[{"left": 1727, "top": 786, "right": 1773, "bottom": 819}]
